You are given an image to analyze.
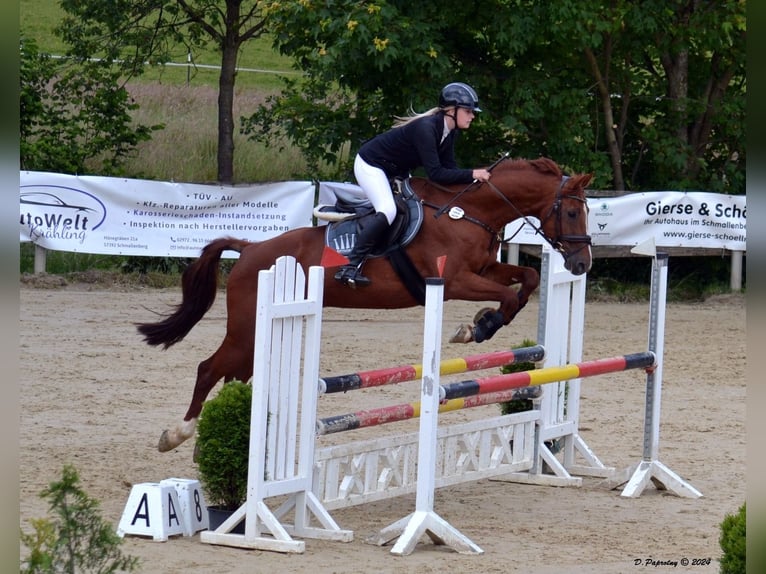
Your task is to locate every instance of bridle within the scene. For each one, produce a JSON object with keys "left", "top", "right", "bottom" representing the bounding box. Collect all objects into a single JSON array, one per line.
[
  {"left": 429, "top": 168, "right": 592, "bottom": 263},
  {"left": 492, "top": 175, "right": 591, "bottom": 260},
  {"left": 495, "top": 175, "right": 592, "bottom": 263}
]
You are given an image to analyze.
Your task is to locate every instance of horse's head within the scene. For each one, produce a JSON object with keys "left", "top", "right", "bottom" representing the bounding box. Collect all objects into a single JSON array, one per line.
[
  {"left": 541, "top": 172, "right": 593, "bottom": 275},
  {"left": 487, "top": 158, "right": 593, "bottom": 275}
]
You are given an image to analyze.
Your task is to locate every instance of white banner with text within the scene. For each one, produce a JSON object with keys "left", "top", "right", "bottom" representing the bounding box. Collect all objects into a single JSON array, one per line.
[
  {"left": 20, "top": 174, "right": 745, "bottom": 256},
  {"left": 505, "top": 191, "right": 746, "bottom": 251},
  {"left": 20, "top": 172, "right": 315, "bottom": 257}
]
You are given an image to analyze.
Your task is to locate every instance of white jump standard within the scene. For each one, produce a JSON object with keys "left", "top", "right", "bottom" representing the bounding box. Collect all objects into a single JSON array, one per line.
[
  {"left": 200, "top": 257, "right": 352, "bottom": 553},
  {"left": 617, "top": 245, "right": 702, "bottom": 498},
  {"left": 371, "top": 277, "right": 484, "bottom": 555}
]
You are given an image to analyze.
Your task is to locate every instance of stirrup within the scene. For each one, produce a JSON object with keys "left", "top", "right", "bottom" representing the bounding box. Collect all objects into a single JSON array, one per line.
[{"left": 334, "top": 265, "right": 371, "bottom": 288}]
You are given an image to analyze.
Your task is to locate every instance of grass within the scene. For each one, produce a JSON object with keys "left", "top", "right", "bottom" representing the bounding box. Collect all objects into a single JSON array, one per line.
[
  {"left": 20, "top": 0, "right": 298, "bottom": 91},
  {"left": 18, "top": 0, "right": 308, "bottom": 192},
  {"left": 19, "top": 0, "right": 321, "bottom": 277},
  {"left": 21, "top": 0, "right": 312, "bottom": 183},
  {"left": 19, "top": 243, "right": 185, "bottom": 288},
  {"left": 123, "top": 83, "right": 313, "bottom": 183},
  {"left": 20, "top": 0, "right": 68, "bottom": 55}
]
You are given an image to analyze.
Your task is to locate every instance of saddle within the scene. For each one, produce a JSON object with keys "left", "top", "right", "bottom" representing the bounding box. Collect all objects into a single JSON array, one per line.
[
  {"left": 315, "top": 179, "right": 426, "bottom": 303},
  {"left": 316, "top": 179, "right": 424, "bottom": 259}
]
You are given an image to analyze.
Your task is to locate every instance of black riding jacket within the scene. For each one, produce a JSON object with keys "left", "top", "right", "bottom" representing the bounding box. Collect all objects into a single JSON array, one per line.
[{"left": 358, "top": 112, "right": 474, "bottom": 185}]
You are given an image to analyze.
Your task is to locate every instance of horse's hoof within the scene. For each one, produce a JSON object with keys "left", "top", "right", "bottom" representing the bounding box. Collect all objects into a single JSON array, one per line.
[
  {"left": 157, "top": 430, "right": 176, "bottom": 452},
  {"left": 449, "top": 324, "right": 474, "bottom": 343}
]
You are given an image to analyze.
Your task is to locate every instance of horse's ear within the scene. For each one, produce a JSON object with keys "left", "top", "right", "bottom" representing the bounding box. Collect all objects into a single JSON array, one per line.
[{"left": 578, "top": 173, "right": 594, "bottom": 188}]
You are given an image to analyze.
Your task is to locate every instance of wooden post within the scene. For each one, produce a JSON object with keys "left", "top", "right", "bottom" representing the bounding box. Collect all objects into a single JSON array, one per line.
[
  {"left": 34, "top": 245, "right": 47, "bottom": 274},
  {"left": 730, "top": 250, "right": 743, "bottom": 292}
]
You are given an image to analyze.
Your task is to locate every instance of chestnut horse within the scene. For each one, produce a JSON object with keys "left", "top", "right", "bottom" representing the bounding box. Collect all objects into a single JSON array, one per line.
[{"left": 138, "top": 157, "right": 592, "bottom": 451}]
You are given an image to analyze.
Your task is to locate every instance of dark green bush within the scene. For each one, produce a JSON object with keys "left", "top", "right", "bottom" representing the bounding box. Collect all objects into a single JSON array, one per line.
[
  {"left": 719, "top": 503, "right": 746, "bottom": 574},
  {"left": 499, "top": 338, "right": 539, "bottom": 415},
  {"left": 196, "top": 380, "right": 252, "bottom": 511}
]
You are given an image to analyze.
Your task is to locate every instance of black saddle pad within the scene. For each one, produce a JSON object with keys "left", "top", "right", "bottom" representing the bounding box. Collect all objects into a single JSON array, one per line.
[{"left": 324, "top": 180, "right": 424, "bottom": 258}]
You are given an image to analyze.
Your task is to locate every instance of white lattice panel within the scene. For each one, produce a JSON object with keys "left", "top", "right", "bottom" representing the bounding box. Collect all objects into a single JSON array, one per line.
[{"left": 313, "top": 411, "right": 538, "bottom": 510}]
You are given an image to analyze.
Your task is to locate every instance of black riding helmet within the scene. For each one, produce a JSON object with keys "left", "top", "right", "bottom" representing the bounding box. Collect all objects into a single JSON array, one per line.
[{"left": 439, "top": 82, "right": 482, "bottom": 112}]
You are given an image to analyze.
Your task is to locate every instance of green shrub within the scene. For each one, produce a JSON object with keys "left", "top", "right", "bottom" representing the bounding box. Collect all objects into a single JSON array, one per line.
[
  {"left": 20, "top": 464, "right": 139, "bottom": 574},
  {"left": 719, "top": 503, "right": 746, "bottom": 574},
  {"left": 499, "top": 338, "right": 539, "bottom": 415},
  {"left": 196, "top": 380, "right": 252, "bottom": 511}
]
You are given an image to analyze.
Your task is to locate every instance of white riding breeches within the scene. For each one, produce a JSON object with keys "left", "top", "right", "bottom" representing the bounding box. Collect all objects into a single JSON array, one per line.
[{"left": 354, "top": 154, "right": 397, "bottom": 224}]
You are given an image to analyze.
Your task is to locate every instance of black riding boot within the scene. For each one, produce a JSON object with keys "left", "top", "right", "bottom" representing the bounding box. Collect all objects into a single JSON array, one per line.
[{"left": 334, "top": 212, "right": 390, "bottom": 288}]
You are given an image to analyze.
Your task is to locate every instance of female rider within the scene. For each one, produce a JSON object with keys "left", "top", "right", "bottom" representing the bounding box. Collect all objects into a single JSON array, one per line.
[{"left": 335, "top": 82, "right": 491, "bottom": 287}]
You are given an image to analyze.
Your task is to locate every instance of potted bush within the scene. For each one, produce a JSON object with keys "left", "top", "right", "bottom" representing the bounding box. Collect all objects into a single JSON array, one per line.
[
  {"left": 195, "top": 379, "right": 252, "bottom": 533},
  {"left": 719, "top": 503, "right": 746, "bottom": 574}
]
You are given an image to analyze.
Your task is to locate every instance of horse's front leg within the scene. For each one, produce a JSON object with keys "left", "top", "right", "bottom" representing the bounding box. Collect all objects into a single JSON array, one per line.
[
  {"left": 447, "top": 263, "right": 540, "bottom": 344},
  {"left": 483, "top": 261, "right": 540, "bottom": 318}
]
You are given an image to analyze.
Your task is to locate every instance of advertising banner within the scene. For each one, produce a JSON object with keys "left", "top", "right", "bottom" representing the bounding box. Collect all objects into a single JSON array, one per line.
[
  {"left": 20, "top": 172, "right": 315, "bottom": 257},
  {"left": 505, "top": 191, "right": 746, "bottom": 251},
  {"left": 20, "top": 174, "right": 746, "bottom": 256}
]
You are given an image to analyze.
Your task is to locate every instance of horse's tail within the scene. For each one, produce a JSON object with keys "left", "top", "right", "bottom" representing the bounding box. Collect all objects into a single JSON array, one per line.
[{"left": 136, "top": 237, "right": 251, "bottom": 348}]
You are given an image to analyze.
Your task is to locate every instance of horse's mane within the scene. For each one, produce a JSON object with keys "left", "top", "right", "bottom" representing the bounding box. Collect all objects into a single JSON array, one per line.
[{"left": 499, "top": 157, "right": 563, "bottom": 177}]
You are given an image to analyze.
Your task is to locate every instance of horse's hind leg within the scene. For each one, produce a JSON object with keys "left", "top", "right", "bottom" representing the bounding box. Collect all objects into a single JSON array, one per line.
[{"left": 158, "top": 337, "right": 253, "bottom": 452}]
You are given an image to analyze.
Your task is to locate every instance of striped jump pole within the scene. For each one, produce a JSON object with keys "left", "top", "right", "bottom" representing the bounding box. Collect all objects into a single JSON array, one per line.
[
  {"left": 317, "top": 352, "right": 655, "bottom": 435},
  {"left": 318, "top": 346, "right": 545, "bottom": 394},
  {"left": 440, "top": 352, "right": 656, "bottom": 400},
  {"left": 316, "top": 387, "right": 541, "bottom": 436}
]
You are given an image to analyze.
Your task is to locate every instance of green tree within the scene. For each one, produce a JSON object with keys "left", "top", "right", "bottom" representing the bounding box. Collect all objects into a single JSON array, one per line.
[
  {"left": 244, "top": 0, "right": 745, "bottom": 193},
  {"left": 20, "top": 464, "right": 140, "bottom": 574},
  {"left": 566, "top": 0, "right": 746, "bottom": 192},
  {"left": 56, "top": 0, "right": 270, "bottom": 184},
  {"left": 20, "top": 36, "right": 157, "bottom": 175}
]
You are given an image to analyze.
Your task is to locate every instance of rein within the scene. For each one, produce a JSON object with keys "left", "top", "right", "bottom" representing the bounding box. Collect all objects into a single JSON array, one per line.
[
  {"left": 432, "top": 151, "right": 511, "bottom": 219},
  {"left": 426, "top": 171, "right": 592, "bottom": 263}
]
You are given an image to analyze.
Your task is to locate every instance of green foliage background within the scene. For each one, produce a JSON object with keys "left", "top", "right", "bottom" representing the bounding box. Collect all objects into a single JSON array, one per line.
[
  {"left": 21, "top": 0, "right": 746, "bottom": 192},
  {"left": 250, "top": 0, "right": 745, "bottom": 192},
  {"left": 18, "top": 0, "right": 745, "bottom": 295}
]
